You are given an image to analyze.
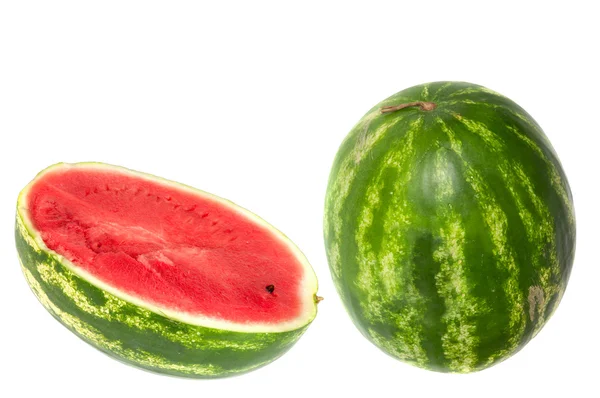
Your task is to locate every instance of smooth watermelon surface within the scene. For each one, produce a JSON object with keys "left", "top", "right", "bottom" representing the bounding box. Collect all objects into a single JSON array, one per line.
[
  {"left": 17, "top": 162, "right": 319, "bottom": 378},
  {"left": 324, "top": 81, "right": 575, "bottom": 372}
]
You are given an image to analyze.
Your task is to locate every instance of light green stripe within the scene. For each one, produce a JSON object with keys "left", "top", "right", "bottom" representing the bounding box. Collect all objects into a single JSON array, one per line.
[
  {"left": 434, "top": 212, "right": 480, "bottom": 372},
  {"left": 446, "top": 87, "right": 487, "bottom": 98},
  {"left": 447, "top": 86, "right": 507, "bottom": 99},
  {"left": 421, "top": 83, "right": 430, "bottom": 99},
  {"left": 433, "top": 148, "right": 455, "bottom": 200},
  {"left": 432, "top": 149, "right": 481, "bottom": 372}
]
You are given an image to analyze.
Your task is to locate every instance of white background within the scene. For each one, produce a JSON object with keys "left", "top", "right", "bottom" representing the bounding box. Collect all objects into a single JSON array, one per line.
[{"left": 0, "top": 1, "right": 598, "bottom": 397}]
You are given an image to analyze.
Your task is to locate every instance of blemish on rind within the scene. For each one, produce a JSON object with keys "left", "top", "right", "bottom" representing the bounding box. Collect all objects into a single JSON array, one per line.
[{"left": 528, "top": 285, "right": 545, "bottom": 322}]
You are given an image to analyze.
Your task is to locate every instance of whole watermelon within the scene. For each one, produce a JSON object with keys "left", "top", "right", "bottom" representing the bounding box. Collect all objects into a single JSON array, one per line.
[{"left": 323, "top": 81, "right": 575, "bottom": 372}]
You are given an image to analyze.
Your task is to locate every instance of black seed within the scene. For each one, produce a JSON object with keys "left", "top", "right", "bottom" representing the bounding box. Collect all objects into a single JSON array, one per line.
[{"left": 266, "top": 285, "right": 275, "bottom": 294}]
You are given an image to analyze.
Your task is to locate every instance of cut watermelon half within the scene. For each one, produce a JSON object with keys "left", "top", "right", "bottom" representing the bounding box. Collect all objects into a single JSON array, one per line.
[{"left": 16, "top": 162, "right": 319, "bottom": 377}]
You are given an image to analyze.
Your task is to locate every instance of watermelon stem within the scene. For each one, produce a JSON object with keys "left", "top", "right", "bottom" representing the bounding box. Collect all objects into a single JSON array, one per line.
[
  {"left": 380, "top": 101, "right": 437, "bottom": 113},
  {"left": 314, "top": 295, "right": 324, "bottom": 303}
]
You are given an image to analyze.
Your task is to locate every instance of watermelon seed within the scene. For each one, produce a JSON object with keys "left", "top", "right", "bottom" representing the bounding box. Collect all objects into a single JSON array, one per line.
[{"left": 266, "top": 285, "right": 275, "bottom": 294}]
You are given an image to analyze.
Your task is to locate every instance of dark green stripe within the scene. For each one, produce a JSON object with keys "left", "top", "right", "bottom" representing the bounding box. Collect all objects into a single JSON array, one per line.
[
  {"left": 410, "top": 231, "right": 447, "bottom": 368},
  {"left": 368, "top": 166, "right": 399, "bottom": 254}
]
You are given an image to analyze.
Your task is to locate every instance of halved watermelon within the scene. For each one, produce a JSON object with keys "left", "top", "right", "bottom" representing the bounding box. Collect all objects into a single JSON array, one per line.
[{"left": 16, "top": 162, "right": 319, "bottom": 378}]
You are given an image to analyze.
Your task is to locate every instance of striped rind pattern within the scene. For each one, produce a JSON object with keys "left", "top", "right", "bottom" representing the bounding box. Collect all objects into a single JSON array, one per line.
[
  {"left": 324, "top": 81, "right": 576, "bottom": 372},
  {"left": 16, "top": 210, "right": 307, "bottom": 378}
]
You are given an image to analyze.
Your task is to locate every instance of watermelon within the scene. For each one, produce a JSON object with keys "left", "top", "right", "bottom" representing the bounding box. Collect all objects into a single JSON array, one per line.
[
  {"left": 16, "top": 163, "right": 320, "bottom": 378},
  {"left": 324, "top": 81, "right": 575, "bottom": 372}
]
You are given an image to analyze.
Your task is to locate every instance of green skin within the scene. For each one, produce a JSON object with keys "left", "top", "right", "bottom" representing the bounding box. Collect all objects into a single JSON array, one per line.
[
  {"left": 16, "top": 213, "right": 309, "bottom": 378},
  {"left": 324, "top": 81, "right": 575, "bottom": 372}
]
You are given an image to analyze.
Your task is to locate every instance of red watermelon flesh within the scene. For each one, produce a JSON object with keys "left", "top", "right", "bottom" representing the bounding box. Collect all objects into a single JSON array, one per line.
[{"left": 24, "top": 164, "right": 314, "bottom": 328}]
